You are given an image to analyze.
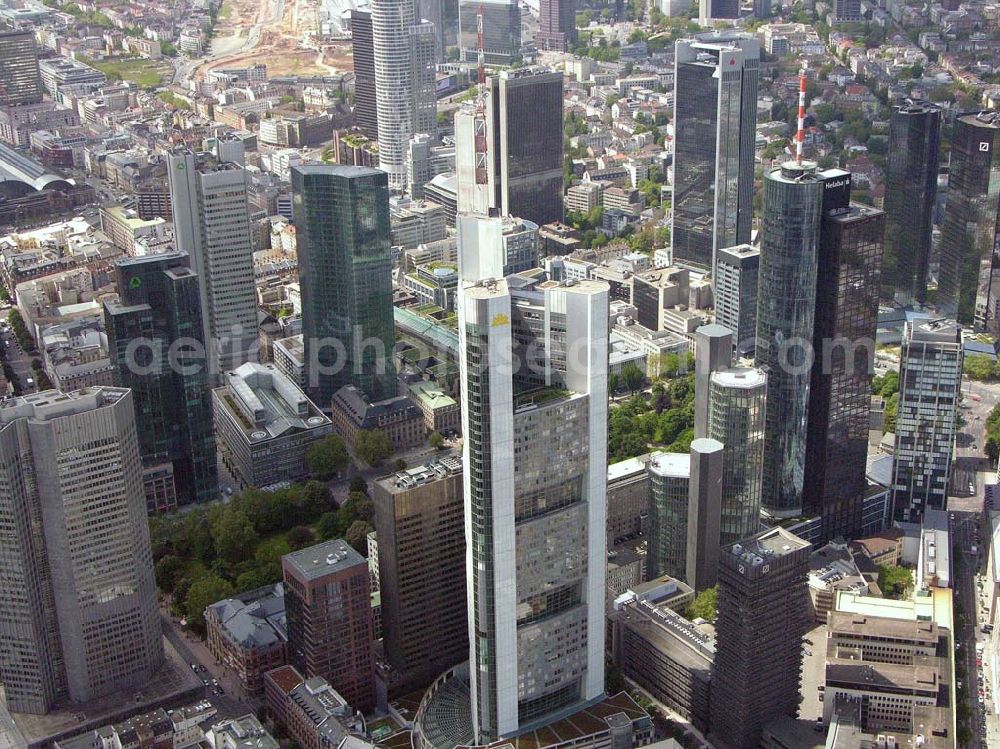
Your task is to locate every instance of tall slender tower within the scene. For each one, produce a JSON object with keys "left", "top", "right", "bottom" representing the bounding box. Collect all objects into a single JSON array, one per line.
[
  {"left": 350, "top": 9, "right": 378, "bottom": 139},
  {"left": 292, "top": 164, "right": 397, "bottom": 407},
  {"left": 167, "top": 149, "right": 258, "bottom": 375},
  {"left": 536, "top": 0, "right": 576, "bottom": 51},
  {"left": 755, "top": 160, "right": 824, "bottom": 518},
  {"left": 0, "top": 388, "right": 163, "bottom": 714},
  {"left": 891, "top": 319, "right": 963, "bottom": 523},
  {"left": 371, "top": 0, "right": 437, "bottom": 189},
  {"left": 803, "top": 172, "right": 884, "bottom": 541},
  {"left": 882, "top": 100, "right": 940, "bottom": 306},
  {"left": 671, "top": 33, "right": 759, "bottom": 272},
  {"left": 937, "top": 110, "right": 1000, "bottom": 330},
  {"left": 458, "top": 214, "right": 608, "bottom": 742},
  {"left": 104, "top": 251, "right": 218, "bottom": 511}
]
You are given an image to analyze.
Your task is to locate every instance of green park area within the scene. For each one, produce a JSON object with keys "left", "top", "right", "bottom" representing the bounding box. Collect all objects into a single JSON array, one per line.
[{"left": 86, "top": 56, "right": 173, "bottom": 88}]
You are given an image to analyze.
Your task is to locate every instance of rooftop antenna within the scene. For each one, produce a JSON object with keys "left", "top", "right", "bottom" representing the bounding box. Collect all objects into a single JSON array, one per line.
[
  {"left": 796, "top": 62, "right": 808, "bottom": 164},
  {"left": 473, "top": 4, "right": 489, "bottom": 187}
]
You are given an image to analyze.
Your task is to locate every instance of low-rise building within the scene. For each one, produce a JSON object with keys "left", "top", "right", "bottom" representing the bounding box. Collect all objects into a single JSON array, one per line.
[
  {"left": 54, "top": 702, "right": 218, "bottom": 749},
  {"left": 206, "top": 715, "right": 279, "bottom": 749},
  {"left": 407, "top": 380, "right": 460, "bottom": 434},
  {"left": 213, "top": 363, "right": 334, "bottom": 489},
  {"left": 205, "top": 583, "right": 288, "bottom": 695},
  {"left": 40, "top": 316, "right": 114, "bottom": 391},
  {"left": 330, "top": 384, "right": 425, "bottom": 452},
  {"left": 100, "top": 205, "right": 168, "bottom": 255},
  {"left": 264, "top": 665, "right": 366, "bottom": 749},
  {"left": 273, "top": 334, "right": 306, "bottom": 388}
]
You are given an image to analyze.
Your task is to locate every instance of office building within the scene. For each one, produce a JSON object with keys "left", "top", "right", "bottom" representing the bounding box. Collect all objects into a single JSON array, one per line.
[
  {"left": 370, "top": 0, "right": 437, "bottom": 189},
  {"left": 292, "top": 165, "right": 397, "bottom": 407},
  {"left": 891, "top": 319, "right": 963, "bottom": 523},
  {"left": 686, "top": 438, "right": 724, "bottom": 592},
  {"left": 610, "top": 581, "right": 713, "bottom": 732},
  {"left": 831, "top": 0, "right": 862, "bottom": 22},
  {"left": 803, "top": 173, "right": 885, "bottom": 542},
  {"left": 0, "top": 388, "right": 163, "bottom": 714},
  {"left": 213, "top": 363, "right": 333, "bottom": 489},
  {"left": 693, "top": 324, "right": 732, "bottom": 439},
  {"left": 709, "top": 528, "right": 811, "bottom": 749},
  {"left": 755, "top": 160, "right": 825, "bottom": 518},
  {"left": 0, "top": 29, "right": 42, "bottom": 105},
  {"left": 372, "top": 458, "right": 468, "bottom": 689},
  {"left": 454, "top": 68, "right": 564, "bottom": 227},
  {"left": 882, "top": 101, "right": 940, "bottom": 306},
  {"left": 282, "top": 540, "right": 376, "bottom": 712},
  {"left": 205, "top": 583, "right": 287, "bottom": 694},
  {"left": 708, "top": 368, "right": 766, "bottom": 547},
  {"left": 713, "top": 244, "right": 759, "bottom": 355},
  {"left": 458, "top": 0, "right": 520, "bottom": 64},
  {"left": 457, "top": 213, "right": 608, "bottom": 741},
  {"left": 167, "top": 149, "right": 258, "bottom": 375},
  {"left": 536, "top": 0, "right": 576, "bottom": 51},
  {"left": 104, "top": 251, "right": 217, "bottom": 511},
  {"left": 607, "top": 454, "right": 652, "bottom": 545},
  {"left": 350, "top": 9, "right": 378, "bottom": 139},
  {"left": 630, "top": 267, "right": 690, "bottom": 332},
  {"left": 938, "top": 110, "right": 1000, "bottom": 330},
  {"left": 698, "top": 0, "right": 738, "bottom": 22},
  {"left": 264, "top": 666, "right": 366, "bottom": 749},
  {"left": 671, "top": 33, "right": 758, "bottom": 270},
  {"left": 646, "top": 452, "right": 691, "bottom": 581}
]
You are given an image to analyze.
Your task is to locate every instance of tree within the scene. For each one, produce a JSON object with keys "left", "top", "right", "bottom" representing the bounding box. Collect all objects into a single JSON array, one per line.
[
  {"left": 658, "top": 352, "right": 680, "bottom": 379},
  {"left": 346, "top": 520, "right": 373, "bottom": 555},
  {"left": 306, "top": 435, "right": 349, "bottom": 480},
  {"left": 964, "top": 354, "right": 995, "bottom": 381},
  {"left": 429, "top": 431, "right": 445, "bottom": 449},
  {"left": 877, "top": 564, "right": 913, "bottom": 599},
  {"left": 608, "top": 372, "right": 622, "bottom": 393},
  {"left": 154, "top": 555, "right": 186, "bottom": 593},
  {"left": 686, "top": 586, "right": 718, "bottom": 623},
  {"left": 184, "top": 575, "right": 235, "bottom": 631},
  {"left": 316, "top": 511, "right": 344, "bottom": 541},
  {"left": 286, "top": 525, "right": 316, "bottom": 551},
  {"left": 211, "top": 508, "right": 257, "bottom": 567},
  {"left": 354, "top": 429, "right": 392, "bottom": 466},
  {"left": 341, "top": 491, "right": 374, "bottom": 524},
  {"left": 349, "top": 476, "right": 369, "bottom": 494},
  {"left": 621, "top": 363, "right": 645, "bottom": 393}
]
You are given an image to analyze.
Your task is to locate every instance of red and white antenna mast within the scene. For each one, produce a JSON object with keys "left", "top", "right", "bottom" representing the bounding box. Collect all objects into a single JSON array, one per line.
[
  {"left": 473, "top": 3, "right": 489, "bottom": 187},
  {"left": 795, "top": 63, "right": 808, "bottom": 164}
]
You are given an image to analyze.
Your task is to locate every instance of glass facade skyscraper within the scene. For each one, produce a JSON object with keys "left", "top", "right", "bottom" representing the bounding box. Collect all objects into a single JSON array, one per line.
[
  {"left": 803, "top": 173, "right": 885, "bottom": 542},
  {"left": 104, "top": 251, "right": 218, "bottom": 511},
  {"left": 882, "top": 101, "right": 940, "bottom": 306},
  {"left": 755, "top": 161, "right": 824, "bottom": 518},
  {"left": 937, "top": 110, "right": 1000, "bottom": 330},
  {"left": 292, "top": 164, "right": 397, "bottom": 408},
  {"left": 672, "top": 33, "right": 759, "bottom": 271},
  {"left": 645, "top": 452, "right": 692, "bottom": 581}
]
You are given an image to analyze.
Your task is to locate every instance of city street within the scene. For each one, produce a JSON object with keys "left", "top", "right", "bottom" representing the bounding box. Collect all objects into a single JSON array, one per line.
[{"left": 0, "top": 323, "right": 37, "bottom": 395}]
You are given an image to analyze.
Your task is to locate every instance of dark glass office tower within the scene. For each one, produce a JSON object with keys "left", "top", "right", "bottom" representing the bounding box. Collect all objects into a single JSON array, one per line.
[
  {"left": 536, "top": 0, "right": 576, "bottom": 51},
  {"left": 699, "top": 0, "right": 739, "bottom": 20},
  {"left": 882, "top": 100, "right": 940, "bottom": 306},
  {"left": 292, "top": 164, "right": 397, "bottom": 408},
  {"left": 755, "top": 161, "right": 824, "bottom": 518},
  {"left": 458, "top": 0, "right": 520, "bottom": 64},
  {"left": 104, "top": 251, "right": 218, "bottom": 512},
  {"left": 350, "top": 9, "right": 378, "bottom": 139},
  {"left": 938, "top": 110, "right": 1000, "bottom": 330},
  {"left": 0, "top": 29, "right": 42, "bottom": 105},
  {"left": 803, "top": 172, "right": 885, "bottom": 542},
  {"left": 709, "top": 528, "right": 811, "bottom": 749},
  {"left": 672, "top": 33, "right": 759, "bottom": 271}
]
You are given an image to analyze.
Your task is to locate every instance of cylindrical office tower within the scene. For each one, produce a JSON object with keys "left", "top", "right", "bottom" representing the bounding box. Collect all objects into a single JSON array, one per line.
[
  {"left": 755, "top": 161, "right": 823, "bottom": 517},
  {"left": 709, "top": 367, "right": 767, "bottom": 546}
]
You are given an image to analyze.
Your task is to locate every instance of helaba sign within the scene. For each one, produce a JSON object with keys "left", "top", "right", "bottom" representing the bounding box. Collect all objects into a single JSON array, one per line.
[{"left": 824, "top": 178, "right": 850, "bottom": 190}]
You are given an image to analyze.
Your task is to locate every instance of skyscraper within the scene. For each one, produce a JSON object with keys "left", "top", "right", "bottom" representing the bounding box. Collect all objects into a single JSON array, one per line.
[
  {"left": 536, "top": 0, "right": 576, "bottom": 51},
  {"left": 686, "top": 438, "right": 724, "bottom": 592},
  {"left": 167, "top": 149, "right": 258, "bottom": 375},
  {"left": 755, "top": 160, "right": 824, "bottom": 518},
  {"left": 458, "top": 0, "right": 520, "bottom": 64},
  {"left": 709, "top": 528, "right": 810, "bottom": 749},
  {"left": 882, "top": 101, "right": 940, "bottom": 306},
  {"left": 350, "top": 9, "right": 378, "bottom": 139},
  {"left": 104, "top": 251, "right": 218, "bottom": 511},
  {"left": 282, "top": 539, "right": 376, "bottom": 712},
  {"left": 0, "top": 388, "right": 163, "bottom": 715},
  {"left": 372, "top": 457, "right": 468, "bottom": 690},
  {"left": 698, "top": 0, "right": 739, "bottom": 22},
  {"left": 714, "top": 244, "right": 760, "bottom": 355},
  {"left": 803, "top": 172, "right": 884, "bottom": 542},
  {"left": 0, "top": 29, "right": 42, "bottom": 105},
  {"left": 455, "top": 68, "right": 564, "bottom": 226},
  {"left": 937, "top": 110, "right": 1000, "bottom": 330},
  {"left": 646, "top": 452, "right": 692, "bottom": 580},
  {"left": 671, "top": 34, "right": 759, "bottom": 271},
  {"left": 457, "top": 214, "right": 608, "bottom": 741},
  {"left": 831, "top": 0, "right": 862, "bottom": 22},
  {"left": 292, "top": 164, "right": 397, "bottom": 408},
  {"left": 693, "top": 324, "right": 732, "bottom": 439},
  {"left": 708, "top": 368, "right": 766, "bottom": 547},
  {"left": 891, "top": 319, "right": 963, "bottom": 523},
  {"left": 371, "top": 0, "right": 437, "bottom": 189}
]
